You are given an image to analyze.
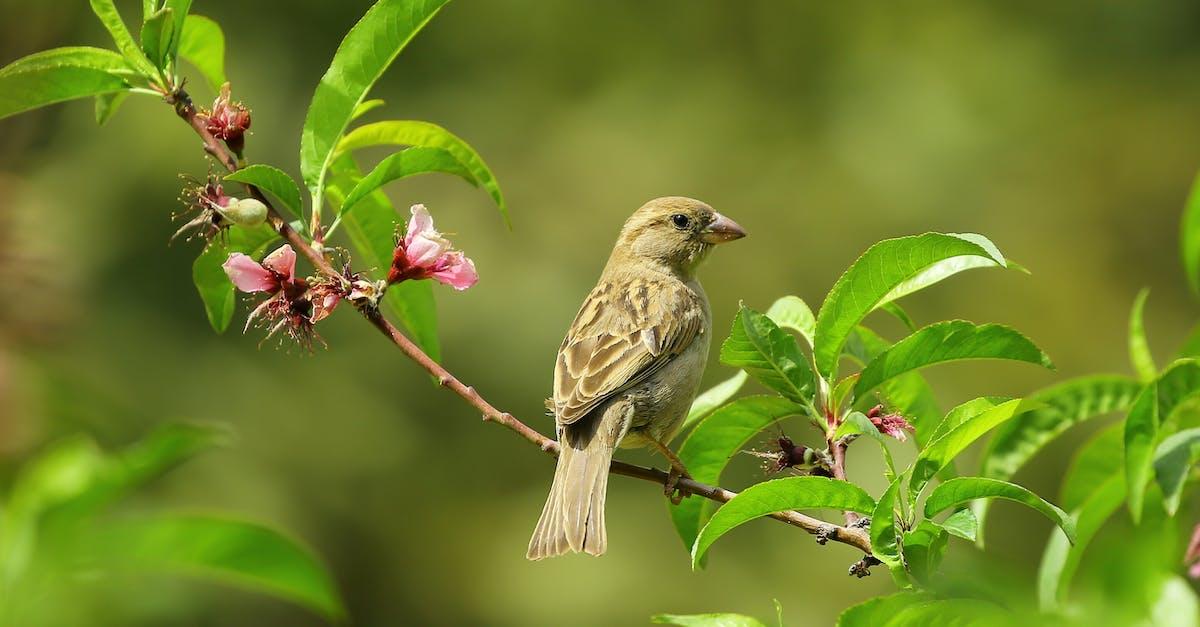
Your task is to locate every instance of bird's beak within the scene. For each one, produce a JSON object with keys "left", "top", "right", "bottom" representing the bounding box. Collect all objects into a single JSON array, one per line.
[{"left": 701, "top": 213, "right": 746, "bottom": 244}]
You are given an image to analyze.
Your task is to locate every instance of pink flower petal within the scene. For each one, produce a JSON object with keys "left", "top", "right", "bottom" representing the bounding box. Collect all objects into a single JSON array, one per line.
[
  {"left": 262, "top": 244, "right": 296, "bottom": 281},
  {"left": 223, "top": 253, "right": 277, "bottom": 293},
  {"left": 431, "top": 251, "right": 478, "bottom": 291},
  {"left": 406, "top": 230, "right": 450, "bottom": 267},
  {"left": 405, "top": 204, "right": 434, "bottom": 246}
]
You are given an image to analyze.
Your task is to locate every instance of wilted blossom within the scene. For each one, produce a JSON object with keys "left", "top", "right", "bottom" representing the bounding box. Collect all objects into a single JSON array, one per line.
[
  {"left": 201, "top": 82, "right": 251, "bottom": 153},
  {"left": 173, "top": 174, "right": 267, "bottom": 243},
  {"left": 223, "top": 244, "right": 334, "bottom": 348},
  {"left": 386, "top": 205, "right": 478, "bottom": 290},
  {"left": 745, "top": 434, "right": 831, "bottom": 476},
  {"left": 173, "top": 174, "right": 234, "bottom": 243},
  {"left": 867, "top": 404, "right": 915, "bottom": 441},
  {"left": 1186, "top": 523, "right": 1200, "bottom": 579}
]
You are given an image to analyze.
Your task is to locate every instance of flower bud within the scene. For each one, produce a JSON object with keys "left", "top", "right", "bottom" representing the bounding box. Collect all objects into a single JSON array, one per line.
[{"left": 216, "top": 197, "right": 268, "bottom": 227}]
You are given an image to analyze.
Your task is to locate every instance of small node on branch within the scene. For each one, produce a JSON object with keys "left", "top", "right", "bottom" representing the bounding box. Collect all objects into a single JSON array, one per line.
[
  {"left": 438, "top": 376, "right": 451, "bottom": 387},
  {"left": 850, "top": 517, "right": 871, "bottom": 530},
  {"left": 848, "top": 555, "right": 882, "bottom": 578},
  {"left": 481, "top": 414, "right": 491, "bottom": 422},
  {"left": 815, "top": 523, "right": 838, "bottom": 545}
]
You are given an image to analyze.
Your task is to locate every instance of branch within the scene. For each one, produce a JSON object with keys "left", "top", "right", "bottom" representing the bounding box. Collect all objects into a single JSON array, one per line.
[{"left": 166, "top": 89, "right": 874, "bottom": 558}]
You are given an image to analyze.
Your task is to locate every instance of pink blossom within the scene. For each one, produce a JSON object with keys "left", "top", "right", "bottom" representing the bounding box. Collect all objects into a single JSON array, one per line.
[
  {"left": 223, "top": 245, "right": 296, "bottom": 293},
  {"left": 222, "top": 245, "right": 329, "bottom": 348},
  {"left": 387, "top": 205, "right": 478, "bottom": 291}
]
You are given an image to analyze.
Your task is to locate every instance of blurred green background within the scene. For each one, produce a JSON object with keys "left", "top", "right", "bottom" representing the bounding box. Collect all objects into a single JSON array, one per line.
[{"left": 2, "top": 0, "right": 1199, "bottom": 624}]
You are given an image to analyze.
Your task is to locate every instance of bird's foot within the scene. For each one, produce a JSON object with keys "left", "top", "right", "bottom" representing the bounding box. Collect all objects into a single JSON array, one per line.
[{"left": 663, "top": 466, "right": 691, "bottom": 505}]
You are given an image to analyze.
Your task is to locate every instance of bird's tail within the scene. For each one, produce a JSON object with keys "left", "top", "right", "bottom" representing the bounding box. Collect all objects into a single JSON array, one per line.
[{"left": 527, "top": 430, "right": 613, "bottom": 560}]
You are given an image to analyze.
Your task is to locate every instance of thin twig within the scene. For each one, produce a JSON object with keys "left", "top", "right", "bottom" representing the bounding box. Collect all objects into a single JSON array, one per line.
[{"left": 166, "top": 88, "right": 874, "bottom": 558}]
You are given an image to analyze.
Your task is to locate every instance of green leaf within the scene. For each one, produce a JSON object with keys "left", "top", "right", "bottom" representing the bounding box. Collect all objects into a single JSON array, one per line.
[
  {"left": 162, "top": 0, "right": 193, "bottom": 61},
  {"left": 340, "top": 147, "right": 471, "bottom": 216},
  {"left": 0, "top": 424, "right": 226, "bottom": 582},
  {"left": 925, "top": 477, "right": 1075, "bottom": 543},
  {"left": 1152, "top": 427, "right": 1200, "bottom": 515},
  {"left": 682, "top": 297, "right": 817, "bottom": 432},
  {"left": 90, "top": 514, "right": 345, "bottom": 621},
  {"left": 191, "top": 224, "right": 280, "bottom": 332},
  {"left": 89, "top": 0, "right": 157, "bottom": 76},
  {"left": 1061, "top": 423, "right": 1124, "bottom": 511},
  {"left": 975, "top": 375, "right": 1140, "bottom": 541},
  {"left": 0, "top": 48, "right": 134, "bottom": 120},
  {"left": 1126, "top": 359, "right": 1200, "bottom": 522},
  {"left": 0, "top": 436, "right": 106, "bottom": 581},
  {"left": 352, "top": 98, "right": 386, "bottom": 121},
  {"left": 870, "top": 477, "right": 903, "bottom": 571},
  {"left": 1037, "top": 471, "right": 1124, "bottom": 611},
  {"left": 1182, "top": 172, "right": 1200, "bottom": 297},
  {"left": 848, "top": 327, "right": 942, "bottom": 445},
  {"left": 898, "top": 534, "right": 943, "bottom": 587},
  {"left": 299, "top": 0, "right": 449, "bottom": 216},
  {"left": 835, "top": 411, "right": 897, "bottom": 477},
  {"left": 1129, "top": 288, "right": 1157, "bottom": 382},
  {"left": 224, "top": 165, "right": 303, "bottom": 218},
  {"left": 884, "top": 599, "right": 1012, "bottom": 626},
  {"left": 651, "top": 614, "right": 766, "bottom": 627},
  {"left": 763, "top": 295, "right": 815, "bottom": 347},
  {"left": 879, "top": 301, "right": 917, "bottom": 333},
  {"left": 668, "top": 397, "right": 803, "bottom": 558},
  {"left": 910, "top": 398, "right": 1032, "bottom": 498},
  {"left": 691, "top": 477, "right": 874, "bottom": 567},
  {"left": 937, "top": 508, "right": 978, "bottom": 542},
  {"left": 94, "top": 91, "right": 129, "bottom": 125},
  {"left": 855, "top": 321, "right": 1052, "bottom": 398},
  {"left": 177, "top": 14, "right": 226, "bottom": 92},
  {"left": 926, "top": 397, "right": 1009, "bottom": 445},
  {"left": 719, "top": 306, "right": 814, "bottom": 405},
  {"left": 901, "top": 520, "right": 949, "bottom": 585},
  {"left": 327, "top": 154, "right": 440, "bottom": 360},
  {"left": 682, "top": 372, "right": 748, "bottom": 433},
  {"left": 836, "top": 592, "right": 931, "bottom": 627},
  {"left": 813, "top": 233, "right": 1008, "bottom": 378},
  {"left": 337, "top": 119, "right": 507, "bottom": 223},
  {"left": 139, "top": 7, "right": 174, "bottom": 69}
]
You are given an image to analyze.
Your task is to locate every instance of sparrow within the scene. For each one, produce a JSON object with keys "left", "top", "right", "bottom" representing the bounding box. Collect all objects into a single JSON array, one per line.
[{"left": 527, "top": 197, "right": 746, "bottom": 560}]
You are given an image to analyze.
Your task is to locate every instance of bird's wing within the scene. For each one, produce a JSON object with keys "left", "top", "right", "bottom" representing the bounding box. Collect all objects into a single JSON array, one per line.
[{"left": 554, "top": 277, "right": 705, "bottom": 426}]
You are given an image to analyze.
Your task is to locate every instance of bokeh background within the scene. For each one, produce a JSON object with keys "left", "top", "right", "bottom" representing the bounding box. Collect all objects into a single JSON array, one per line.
[{"left": 2, "top": 0, "right": 1200, "bottom": 624}]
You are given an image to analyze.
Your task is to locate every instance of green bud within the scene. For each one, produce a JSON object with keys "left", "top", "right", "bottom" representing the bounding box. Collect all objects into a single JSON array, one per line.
[{"left": 217, "top": 197, "right": 268, "bottom": 227}]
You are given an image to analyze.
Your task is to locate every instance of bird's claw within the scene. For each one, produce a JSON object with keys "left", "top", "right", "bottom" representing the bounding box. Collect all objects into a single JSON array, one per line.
[{"left": 664, "top": 467, "right": 690, "bottom": 505}]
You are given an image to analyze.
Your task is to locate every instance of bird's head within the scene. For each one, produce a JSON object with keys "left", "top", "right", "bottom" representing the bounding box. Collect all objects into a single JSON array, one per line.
[{"left": 612, "top": 197, "right": 746, "bottom": 276}]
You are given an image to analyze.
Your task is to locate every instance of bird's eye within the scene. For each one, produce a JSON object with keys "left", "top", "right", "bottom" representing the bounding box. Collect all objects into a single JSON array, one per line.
[{"left": 670, "top": 214, "right": 691, "bottom": 230}]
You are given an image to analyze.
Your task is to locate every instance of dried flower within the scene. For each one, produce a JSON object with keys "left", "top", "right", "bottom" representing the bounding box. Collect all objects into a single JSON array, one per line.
[
  {"left": 387, "top": 205, "right": 478, "bottom": 290},
  {"left": 173, "top": 174, "right": 267, "bottom": 243},
  {"left": 223, "top": 245, "right": 325, "bottom": 348},
  {"left": 201, "top": 82, "right": 251, "bottom": 154},
  {"left": 866, "top": 404, "right": 915, "bottom": 441},
  {"left": 745, "top": 434, "right": 832, "bottom": 475}
]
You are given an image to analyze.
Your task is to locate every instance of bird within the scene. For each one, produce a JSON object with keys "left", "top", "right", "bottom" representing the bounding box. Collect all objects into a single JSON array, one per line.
[{"left": 527, "top": 196, "right": 746, "bottom": 560}]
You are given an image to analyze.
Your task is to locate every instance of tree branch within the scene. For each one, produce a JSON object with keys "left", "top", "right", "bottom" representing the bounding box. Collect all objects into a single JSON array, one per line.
[{"left": 166, "top": 89, "right": 874, "bottom": 558}]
